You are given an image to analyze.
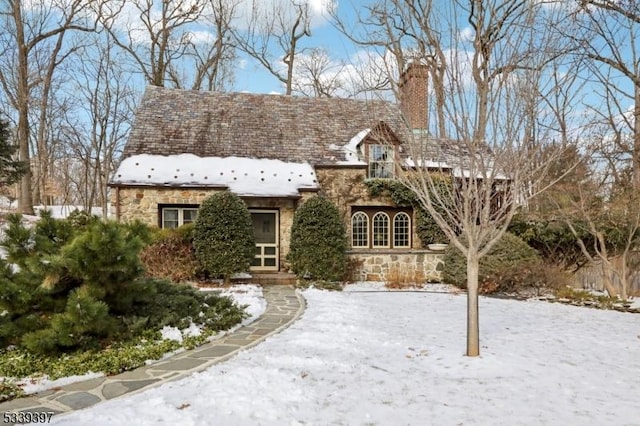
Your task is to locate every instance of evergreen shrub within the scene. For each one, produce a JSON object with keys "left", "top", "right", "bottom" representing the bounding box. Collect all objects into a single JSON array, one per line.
[
  {"left": 287, "top": 196, "right": 347, "bottom": 281},
  {"left": 508, "top": 214, "right": 591, "bottom": 270},
  {"left": 0, "top": 118, "right": 27, "bottom": 187},
  {"left": 442, "top": 232, "right": 542, "bottom": 294},
  {"left": 193, "top": 191, "right": 255, "bottom": 282},
  {"left": 416, "top": 208, "right": 448, "bottom": 244},
  {"left": 0, "top": 215, "right": 247, "bottom": 355}
]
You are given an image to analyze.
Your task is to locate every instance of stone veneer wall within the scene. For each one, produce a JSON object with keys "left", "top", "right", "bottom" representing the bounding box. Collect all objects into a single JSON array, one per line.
[
  {"left": 112, "top": 168, "right": 437, "bottom": 278},
  {"left": 347, "top": 250, "right": 444, "bottom": 283},
  {"left": 316, "top": 167, "right": 422, "bottom": 249},
  {"left": 111, "top": 187, "right": 299, "bottom": 269}
]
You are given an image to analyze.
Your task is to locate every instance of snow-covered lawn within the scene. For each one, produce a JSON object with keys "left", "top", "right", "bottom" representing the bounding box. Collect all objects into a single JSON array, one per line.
[{"left": 53, "top": 286, "right": 639, "bottom": 425}]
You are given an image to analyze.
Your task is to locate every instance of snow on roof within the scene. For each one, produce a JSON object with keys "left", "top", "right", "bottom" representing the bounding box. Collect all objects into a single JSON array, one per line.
[
  {"left": 404, "top": 157, "right": 450, "bottom": 169},
  {"left": 452, "top": 167, "right": 509, "bottom": 180},
  {"left": 329, "top": 129, "right": 369, "bottom": 165},
  {"left": 112, "top": 154, "right": 320, "bottom": 197}
]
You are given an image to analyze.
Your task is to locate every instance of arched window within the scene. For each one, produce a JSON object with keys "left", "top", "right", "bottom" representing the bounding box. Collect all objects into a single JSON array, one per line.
[
  {"left": 351, "top": 212, "right": 369, "bottom": 247},
  {"left": 372, "top": 212, "right": 390, "bottom": 247},
  {"left": 393, "top": 212, "right": 411, "bottom": 248}
]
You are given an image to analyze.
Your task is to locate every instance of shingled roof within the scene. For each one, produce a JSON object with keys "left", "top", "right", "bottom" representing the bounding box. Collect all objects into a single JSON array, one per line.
[{"left": 121, "top": 86, "right": 408, "bottom": 166}]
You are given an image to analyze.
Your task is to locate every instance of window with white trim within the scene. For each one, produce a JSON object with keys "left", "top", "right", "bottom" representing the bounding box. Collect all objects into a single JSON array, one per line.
[
  {"left": 393, "top": 212, "right": 411, "bottom": 248},
  {"left": 351, "top": 208, "right": 411, "bottom": 249},
  {"left": 372, "top": 212, "right": 390, "bottom": 247},
  {"left": 368, "top": 144, "right": 395, "bottom": 178},
  {"left": 351, "top": 212, "right": 369, "bottom": 247},
  {"left": 160, "top": 206, "right": 198, "bottom": 228}
]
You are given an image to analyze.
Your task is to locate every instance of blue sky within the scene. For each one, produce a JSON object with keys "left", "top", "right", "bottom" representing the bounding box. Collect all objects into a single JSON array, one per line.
[{"left": 231, "top": 0, "right": 365, "bottom": 94}]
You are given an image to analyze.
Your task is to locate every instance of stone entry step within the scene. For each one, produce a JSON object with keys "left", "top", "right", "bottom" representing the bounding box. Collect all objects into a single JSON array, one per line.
[{"left": 249, "top": 272, "right": 297, "bottom": 286}]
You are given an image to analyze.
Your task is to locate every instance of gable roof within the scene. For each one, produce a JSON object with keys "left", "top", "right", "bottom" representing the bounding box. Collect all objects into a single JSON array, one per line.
[{"left": 121, "top": 86, "right": 409, "bottom": 166}]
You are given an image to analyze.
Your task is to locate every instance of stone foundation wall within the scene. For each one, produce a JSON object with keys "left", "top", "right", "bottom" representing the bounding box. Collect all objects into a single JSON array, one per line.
[{"left": 347, "top": 250, "right": 444, "bottom": 283}]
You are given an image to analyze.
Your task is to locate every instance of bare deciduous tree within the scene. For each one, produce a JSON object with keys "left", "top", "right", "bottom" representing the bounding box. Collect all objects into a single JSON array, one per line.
[
  {"left": 292, "top": 47, "right": 345, "bottom": 97},
  {"left": 569, "top": 0, "right": 640, "bottom": 188},
  {"left": 355, "top": 0, "right": 573, "bottom": 356},
  {"left": 233, "top": 0, "right": 311, "bottom": 95},
  {"left": 100, "top": 0, "right": 205, "bottom": 88},
  {"left": 0, "top": 0, "right": 98, "bottom": 214},
  {"left": 331, "top": 0, "right": 448, "bottom": 132},
  {"left": 67, "top": 35, "right": 136, "bottom": 216},
  {"left": 187, "top": 0, "right": 239, "bottom": 91},
  {"left": 563, "top": 165, "right": 639, "bottom": 300}
]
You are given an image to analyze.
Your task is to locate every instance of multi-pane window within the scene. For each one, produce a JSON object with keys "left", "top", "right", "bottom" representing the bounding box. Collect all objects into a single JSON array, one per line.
[
  {"left": 368, "top": 144, "right": 394, "bottom": 178},
  {"left": 351, "top": 208, "right": 411, "bottom": 249},
  {"left": 393, "top": 212, "right": 411, "bottom": 248},
  {"left": 372, "top": 212, "right": 390, "bottom": 247},
  {"left": 161, "top": 206, "right": 198, "bottom": 228},
  {"left": 351, "top": 212, "right": 369, "bottom": 247}
]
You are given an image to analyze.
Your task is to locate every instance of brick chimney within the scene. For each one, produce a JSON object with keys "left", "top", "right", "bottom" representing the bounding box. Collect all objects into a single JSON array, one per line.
[{"left": 398, "top": 62, "right": 429, "bottom": 131}]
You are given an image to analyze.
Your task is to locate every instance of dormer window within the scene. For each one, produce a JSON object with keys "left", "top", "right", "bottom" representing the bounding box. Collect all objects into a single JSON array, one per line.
[{"left": 368, "top": 144, "right": 394, "bottom": 178}]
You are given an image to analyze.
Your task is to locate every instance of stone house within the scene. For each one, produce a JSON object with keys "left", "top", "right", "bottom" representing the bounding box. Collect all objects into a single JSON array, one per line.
[{"left": 110, "top": 64, "right": 447, "bottom": 282}]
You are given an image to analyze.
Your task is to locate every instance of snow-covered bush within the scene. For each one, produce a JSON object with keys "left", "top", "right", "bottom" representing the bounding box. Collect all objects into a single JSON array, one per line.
[
  {"left": 287, "top": 196, "right": 347, "bottom": 281},
  {"left": 193, "top": 191, "right": 255, "bottom": 282}
]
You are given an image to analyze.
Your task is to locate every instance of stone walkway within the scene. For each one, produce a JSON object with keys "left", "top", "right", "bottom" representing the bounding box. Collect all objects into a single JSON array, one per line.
[{"left": 0, "top": 285, "right": 304, "bottom": 423}]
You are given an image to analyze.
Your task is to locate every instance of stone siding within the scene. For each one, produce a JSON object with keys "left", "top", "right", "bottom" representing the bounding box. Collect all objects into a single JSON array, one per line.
[
  {"left": 347, "top": 250, "right": 444, "bottom": 283},
  {"left": 112, "top": 167, "right": 433, "bottom": 278},
  {"left": 316, "top": 167, "right": 423, "bottom": 249},
  {"left": 112, "top": 187, "right": 222, "bottom": 226},
  {"left": 111, "top": 187, "right": 297, "bottom": 269}
]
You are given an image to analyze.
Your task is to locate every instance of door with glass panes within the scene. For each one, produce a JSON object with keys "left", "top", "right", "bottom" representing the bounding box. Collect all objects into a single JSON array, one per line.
[{"left": 250, "top": 210, "right": 279, "bottom": 270}]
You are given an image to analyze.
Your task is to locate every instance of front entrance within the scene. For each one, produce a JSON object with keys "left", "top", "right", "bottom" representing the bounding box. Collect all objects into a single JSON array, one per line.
[{"left": 250, "top": 210, "right": 279, "bottom": 271}]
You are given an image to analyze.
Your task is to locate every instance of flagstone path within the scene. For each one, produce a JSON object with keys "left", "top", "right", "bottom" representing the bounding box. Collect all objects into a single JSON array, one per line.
[{"left": 0, "top": 285, "right": 304, "bottom": 424}]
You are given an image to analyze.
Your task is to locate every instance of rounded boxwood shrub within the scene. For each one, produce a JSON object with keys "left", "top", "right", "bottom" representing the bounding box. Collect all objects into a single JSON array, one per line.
[
  {"left": 193, "top": 191, "right": 255, "bottom": 281},
  {"left": 287, "top": 196, "right": 347, "bottom": 281},
  {"left": 442, "top": 232, "right": 542, "bottom": 294}
]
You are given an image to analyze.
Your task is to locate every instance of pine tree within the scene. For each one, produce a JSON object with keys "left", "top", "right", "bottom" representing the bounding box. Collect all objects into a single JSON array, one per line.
[{"left": 0, "top": 118, "right": 27, "bottom": 188}]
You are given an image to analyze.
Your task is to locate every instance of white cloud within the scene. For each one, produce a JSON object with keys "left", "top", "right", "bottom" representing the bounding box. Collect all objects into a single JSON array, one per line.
[
  {"left": 233, "top": 0, "right": 336, "bottom": 31},
  {"left": 459, "top": 26, "right": 475, "bottom": 42}
]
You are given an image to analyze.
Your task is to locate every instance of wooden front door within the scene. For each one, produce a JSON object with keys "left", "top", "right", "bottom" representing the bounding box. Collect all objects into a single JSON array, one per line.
[{"left": 250, "top": 210, "right": 279, "bottom": 271}]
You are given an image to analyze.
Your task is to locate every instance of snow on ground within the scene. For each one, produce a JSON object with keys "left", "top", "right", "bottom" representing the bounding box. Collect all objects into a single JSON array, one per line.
[
  {"left": 217, "top": 284, "right": 267, "bottom": 326},
  {"left": 11, "top": 285, "right": 265, "bottom": 396},
  {"left": 52, "top": 288, "right": 640, "bottom": 426},
  {"left": 343, "top": 281, "right": 459, "bottom": 293},
  {"left": 34, "top": 205, "right": 104, "bottom": 219}
]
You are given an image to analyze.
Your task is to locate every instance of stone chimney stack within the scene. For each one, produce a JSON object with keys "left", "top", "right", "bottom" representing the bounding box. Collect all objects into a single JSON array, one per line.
[{"left": 398, "top": 61, "right": 429, "bottom": 131}]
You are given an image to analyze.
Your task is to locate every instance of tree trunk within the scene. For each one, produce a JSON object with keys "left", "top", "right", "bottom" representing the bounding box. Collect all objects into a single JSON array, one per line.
[
  {"left": 466, "top": 251, "right": 481, "bottom": 357},
  {"left": 14, "top": 2, "right": 34, "bottom": 215},
  {"left": 633, "top": 86, "right": 640, "bottom": 190}
]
